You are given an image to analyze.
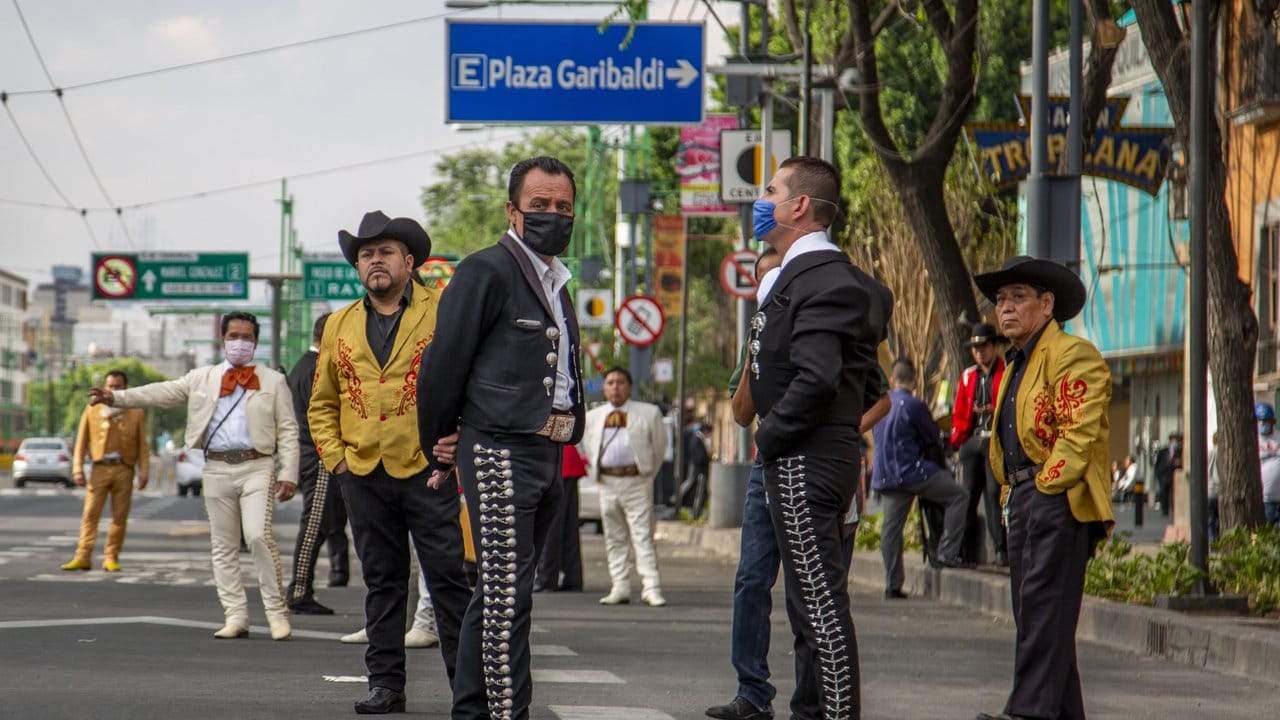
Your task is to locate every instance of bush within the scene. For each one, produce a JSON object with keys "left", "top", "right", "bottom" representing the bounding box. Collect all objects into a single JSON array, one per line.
[
  {"left": 855, "top": 510, "right": 882, "bottom": 551},
  {"left": 1210, "top": 524, "right": 1280, "bottom": 616},
  {"left": 1084, "top": 533, "right": 1204, "bottom": 604}
]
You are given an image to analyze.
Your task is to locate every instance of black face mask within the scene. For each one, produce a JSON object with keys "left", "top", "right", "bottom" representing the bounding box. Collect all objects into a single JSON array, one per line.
[{"left": 516, "top": 209, "right": 574, "bottom": 256}]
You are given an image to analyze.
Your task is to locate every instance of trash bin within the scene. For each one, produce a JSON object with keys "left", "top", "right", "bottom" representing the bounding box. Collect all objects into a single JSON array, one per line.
[{"left": 709, "top": 462, "right": 751, "bottom": 528}]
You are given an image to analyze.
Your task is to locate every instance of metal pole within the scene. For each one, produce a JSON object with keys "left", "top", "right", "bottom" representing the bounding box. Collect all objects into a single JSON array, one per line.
[
  {"left": 1187, "top": 0, "right": 1211, "bottom": 594},
  {"left": 799, "top": 0, "right": 812, "bottom": 156},
  {"left": 269, "top": 278, "right": 283, "bottom": 370},
  {"left": 735, "top": 0, "right": 752, "bottom": 465},
  {"left": 674, "top": 217, "right": 691, "bottom": 503},
  {"left": 819, "top": 88, "right": 835, "bottom": 163},
  {"left": 1027, "top": 0, "right": 1051, "bottom": 258}
]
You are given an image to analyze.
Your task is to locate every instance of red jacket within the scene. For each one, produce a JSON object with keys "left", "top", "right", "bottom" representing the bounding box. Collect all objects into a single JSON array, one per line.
[
  {"left": 950, "top": 359, "right": 1005, "bottom": 449},
  {"left": 561, "top": 445, "right": 588, "bottom": 479}
]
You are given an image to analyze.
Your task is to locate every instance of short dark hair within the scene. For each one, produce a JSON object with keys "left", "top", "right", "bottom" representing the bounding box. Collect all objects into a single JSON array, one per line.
[
  {"left": 508, "top": 156, "right": 577, "bottom": 205},
  {"left": 891, "top": 358, "right": 916, "bottom": 385},
  {"left": 312, "top": 312, "right": 331, "bottom": 343},
  {"left": 221, "top": 311, "right": 260, "bottom": 340},
  {"left": 105, "top": 369, "right": 128, "bottom": 386},
  {"left": 603, "top": 366, "right": 632, "bottom": 385},
  {"left": 779, "top": 156, "right": 841, "bottom": 226},
  {"left": 755, "top": 246, "right": 780, "bottom": 281}
]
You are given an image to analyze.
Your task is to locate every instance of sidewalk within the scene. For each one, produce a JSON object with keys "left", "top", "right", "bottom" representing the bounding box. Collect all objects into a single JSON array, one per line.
[{"left": 655, "top": 519, "right": 1280, "bottom": 686}]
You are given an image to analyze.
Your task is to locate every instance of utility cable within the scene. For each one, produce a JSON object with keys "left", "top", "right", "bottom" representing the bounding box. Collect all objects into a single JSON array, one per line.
[{"left": 0, "top": 94, "right": 75, "bottom": 209}]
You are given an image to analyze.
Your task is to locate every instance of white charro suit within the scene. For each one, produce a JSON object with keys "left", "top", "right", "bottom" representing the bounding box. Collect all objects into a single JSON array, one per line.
[
  {"left": 580, "top": 400, "right": 667, "bottom": 595},
  {"left": 113, "top": 363, "right": 299, "bottom": 625}
]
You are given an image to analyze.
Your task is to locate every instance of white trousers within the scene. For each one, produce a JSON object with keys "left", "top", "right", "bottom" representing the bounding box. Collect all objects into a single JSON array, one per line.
[
  {"left": 598, "top": 472, "right": 662, "bottom": 593},
  {"left": 202, "top": 456, "right": 286, "bottom": 623}
]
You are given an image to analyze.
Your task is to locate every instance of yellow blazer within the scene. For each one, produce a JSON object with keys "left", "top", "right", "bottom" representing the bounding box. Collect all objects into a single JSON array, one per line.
[
  {"left": 989, "top": 319, "right": 1115, "bottom": 533},
  {"left": 72, "top": 405, "right": 149, "bottom": 478},
  {"left": 310, "top": 283, "right": 443, "bottom": 478}
]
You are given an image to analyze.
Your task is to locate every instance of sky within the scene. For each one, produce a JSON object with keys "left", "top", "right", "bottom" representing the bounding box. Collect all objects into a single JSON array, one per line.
[{"left": 0, "top": 0, "right": 741, "bottom": 296}]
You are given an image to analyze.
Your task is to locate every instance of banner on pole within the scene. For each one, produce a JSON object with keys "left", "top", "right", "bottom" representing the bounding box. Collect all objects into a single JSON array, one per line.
[
  {"left": 679, "top": 113, "right": 738, "bottom": 216},
  {"left": 654, "top": 214, "right": 685, "bottom": 319}
]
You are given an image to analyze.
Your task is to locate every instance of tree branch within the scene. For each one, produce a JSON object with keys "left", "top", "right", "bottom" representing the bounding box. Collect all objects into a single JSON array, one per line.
[
  {"left": 780, "top": 0, "right": 804, "bottom": 57},
  {"left": 920, "top": 0, "right": 955, "bottom": 45},
  {"left": 845, "top": 0, "right": 903, "bottom": 164},
  {"left": 871, "top": 1, "right": 901, "bottom": 38}
]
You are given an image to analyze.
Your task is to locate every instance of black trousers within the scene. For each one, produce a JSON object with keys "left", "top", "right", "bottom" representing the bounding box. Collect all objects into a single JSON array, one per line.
[
  {"left": 339, "top": 464, "right": 471, "bottom": 692},
  {"left": 451, "top": 427, "right": 562, "bottom": 720},
  {"left": 957, "top": 435, "right": 1006, "bottom": 563},
  {"left": 534, "top": 475, "right": 582, "bottom": 591},
  {"left": 1004, "top": 482, "right": 1100, "bottom": 719},
  {"left": 287, "top": 464, "right": 349, "bottom": 604},
  {"left": 763, "top": 453, "right": 861, "bottom": 720}
]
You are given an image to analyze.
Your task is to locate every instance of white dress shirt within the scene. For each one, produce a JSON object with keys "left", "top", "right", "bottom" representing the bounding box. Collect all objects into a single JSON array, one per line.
[
  {"left": 510, "top": 230, "right": 575, "bottom": 410},
  {"left": 758, "top": 230, "right": 841, "bottom": 304},
  {"left": 598, "top": 401, "right": 638, "bottom": 468},
  {"left": 205, "top": 361, "right": 255, "bottom": 451}
]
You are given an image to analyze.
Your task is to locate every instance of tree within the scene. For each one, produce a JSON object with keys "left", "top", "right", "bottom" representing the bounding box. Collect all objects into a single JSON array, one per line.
[
  {"left": 1129, "top": 0, "right": 1266, "bottom": 530},
  {"left": 28, "top": 359, "right": 187, "bottom": 444}
]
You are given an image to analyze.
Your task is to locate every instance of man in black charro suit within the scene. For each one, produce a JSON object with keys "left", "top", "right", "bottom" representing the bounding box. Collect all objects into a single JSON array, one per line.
[
  {"left": 746, "top": 156, "right": 892, "bottom": 720},
  {"left": 418, "top": 156, "right": 586, "bottom": 720}
]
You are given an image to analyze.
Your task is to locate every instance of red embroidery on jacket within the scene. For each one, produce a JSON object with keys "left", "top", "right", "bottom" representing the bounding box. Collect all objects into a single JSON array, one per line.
[
  {"left": 1031, "top": 371, "right": 1089, "bottom": 454},
  {"left": 336, "top": 338, "right": 370, "bottom": 419},
  {"left": 396, "top": 336, "right": 431, "bottom": 416},
  {"left": 1033, "top": 389, "right": 1057, "bottom": 450},
  {"left": 1044, "top": 458, "right": 1066, "bottom": 481}
]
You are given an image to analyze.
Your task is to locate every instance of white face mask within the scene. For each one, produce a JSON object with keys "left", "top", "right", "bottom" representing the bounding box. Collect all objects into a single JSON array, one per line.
[{"left": 223, "top": 338, "right": 256, "bottom": 367}]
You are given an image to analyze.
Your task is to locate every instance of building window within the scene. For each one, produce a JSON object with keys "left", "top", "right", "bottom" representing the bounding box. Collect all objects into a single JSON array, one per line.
[
  {"left": 1260, "top": 222, "right": 1280, "bottom": 375},
  {"left": 1, "top": 285, "right": 10, "bottom": 306},
  {"left": 0, "top": 380, "right": 10, "bottom": 402}
]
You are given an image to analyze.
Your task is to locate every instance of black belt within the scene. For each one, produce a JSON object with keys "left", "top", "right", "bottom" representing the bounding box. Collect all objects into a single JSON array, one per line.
[
  {"left": 94, "top": 458, "right": 125, "bottom": 466},
  {"left": 1008, "top": 464, "right": 1042, "bottom": 486},
  {"left": 206, "top": 448, "right": 268, "bottom": 465},
  {"left": 600, "top": 465, "right": 640, "bottom": 477}
]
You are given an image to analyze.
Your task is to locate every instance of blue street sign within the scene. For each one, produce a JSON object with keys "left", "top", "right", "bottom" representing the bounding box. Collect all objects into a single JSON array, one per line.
[{"left": 446, "top": 20, "right": 704, "bottom": 125}]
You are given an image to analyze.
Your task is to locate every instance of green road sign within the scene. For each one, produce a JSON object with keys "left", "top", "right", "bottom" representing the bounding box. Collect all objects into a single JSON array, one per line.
[
  {"left": 302, "top": 255, "right": 364, "bottom": 300},
  {"left": 92, "top": 252, "right": 249, "bottom": 300}
]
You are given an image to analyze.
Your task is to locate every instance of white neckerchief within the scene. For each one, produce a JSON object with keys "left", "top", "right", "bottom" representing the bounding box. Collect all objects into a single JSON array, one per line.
[
  {"left": 758, "top": 230, "right": 839, "bottom": 304},
  {"left": 509, "top": 230, "right": 575, "bottom": 410}
]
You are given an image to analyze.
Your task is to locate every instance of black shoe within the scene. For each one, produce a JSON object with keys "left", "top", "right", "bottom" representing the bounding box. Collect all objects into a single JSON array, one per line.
[
  {"left": 558, "top": 584, "right": 583, "bottom": 592},
  {"left": 288, "top": 598, "right": 335, "bottom": 615},
  {"left": 355, "top": 687, "right": 406, "bottom": 714},
  {"left": 884, "top": 589, "right": 908, "bottom": 599},
  {"left": 706, "top": 695, "right": 771, "bottom": 720},
  {"left": 933, "top": 556, "right": 975, "bottom": 569},
  {"left": 328, "top": 574, "right": 349, "bottom": 588}
]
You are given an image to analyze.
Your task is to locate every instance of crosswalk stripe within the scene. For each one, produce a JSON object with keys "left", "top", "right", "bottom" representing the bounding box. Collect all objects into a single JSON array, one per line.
[
  {"left": 548, "top": 706, "right": 674, "bottom": 720},
  {"left": 530, "top": 644, "right": 577, "bottom": 656},
  {"left": 531, "top": 670, "right": 623, "bottom": 684}
]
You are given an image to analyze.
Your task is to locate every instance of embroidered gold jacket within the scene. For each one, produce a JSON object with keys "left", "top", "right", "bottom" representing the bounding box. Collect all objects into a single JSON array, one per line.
[{"left": 988, "top": 319, "right": 1115, "bottom": 533}]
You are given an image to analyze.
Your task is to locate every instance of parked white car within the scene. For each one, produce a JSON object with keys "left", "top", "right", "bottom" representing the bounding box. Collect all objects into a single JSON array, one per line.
[
  {"left": 174, "top": 448, "right": 204, "bottom": 496},
  {"left": 13, "top": 437, "right": 75, "bottom": 488}
]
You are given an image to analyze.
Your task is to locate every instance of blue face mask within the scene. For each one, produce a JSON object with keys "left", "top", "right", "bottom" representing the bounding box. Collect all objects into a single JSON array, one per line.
[{"left": 752, "top": 198, "right": 780, "bottom": 241}]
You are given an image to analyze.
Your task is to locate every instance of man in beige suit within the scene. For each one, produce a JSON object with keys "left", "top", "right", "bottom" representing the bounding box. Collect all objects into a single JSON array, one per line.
[
  {"left": 62, "top": 369, "right": 149, "bottom": 573},
  {"left": 89, "top": 311, "right": 299, "bottom": 641},
  {"left": 580, "top": 366, "right": 669, "bottom": 606}
]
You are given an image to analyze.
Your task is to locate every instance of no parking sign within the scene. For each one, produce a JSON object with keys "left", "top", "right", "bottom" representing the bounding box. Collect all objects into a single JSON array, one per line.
[
  {"left": 615, "top": 295, "right": 665, "bottom": 348},
  {"left": 720, "top": 248, "right": 760, "bottom": 300}
]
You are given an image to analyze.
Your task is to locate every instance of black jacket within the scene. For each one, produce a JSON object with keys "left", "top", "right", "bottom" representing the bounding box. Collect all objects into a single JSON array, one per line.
[
  {"left": 286, "top": 348, "right": 320, "bottom": 478},
  {"left": 418, "top": 234, "right": 586, "bottom": 474},
  {"left": 748, "top": 249, "right": 892, "bottom": 461}
]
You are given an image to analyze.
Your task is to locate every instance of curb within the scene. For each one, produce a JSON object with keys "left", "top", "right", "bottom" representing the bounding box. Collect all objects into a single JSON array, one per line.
[{"left": 655, "top": 520, "right": 1280, "bottom": 685}]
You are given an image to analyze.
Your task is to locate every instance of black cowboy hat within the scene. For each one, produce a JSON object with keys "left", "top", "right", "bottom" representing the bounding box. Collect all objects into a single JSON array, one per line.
[
  {"left": 973, "top": 256, "right": 1087, "bottom": 322},
  {"left": 338, "top": 211, "right": 431, "bottom": 268},
  {"left": 967, "top": 322, "right": 1008, "bottom": 347}
]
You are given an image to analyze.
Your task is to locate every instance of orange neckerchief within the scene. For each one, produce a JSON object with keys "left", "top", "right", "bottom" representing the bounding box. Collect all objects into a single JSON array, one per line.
[{"left": 220, "top": 366, "right": 260, "bottom": 397}]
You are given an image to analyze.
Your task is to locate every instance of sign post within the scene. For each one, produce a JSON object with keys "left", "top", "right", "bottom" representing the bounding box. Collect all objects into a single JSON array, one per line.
[
  {"left": 720, "top": 249, "right": 760, "bottom": 300},
  {"left": 92, "top": 252, "right": 249, "bottom": 301},
  {"left": 615, "top": 295, "right": 665, "bottom": 348},
  {"left": 446, "top": 21, "right": 704, "bottom": 125}
]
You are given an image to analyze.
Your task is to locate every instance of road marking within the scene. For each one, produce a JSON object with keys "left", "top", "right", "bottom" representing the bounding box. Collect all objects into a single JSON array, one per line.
[
  {"left": 322, "top": 675, "right": 368, "bottom": 683},
  {"left": 549, "top": 707, "right": 674, "bottom": 720},
  {"left": 531, "top": 670, "right": 623, "bottom": 684},
  {"left": 32, "top": 539, "right": 75, "bottom": 546},
  {"left": 531, "top": 644, "right": 577, "bottom": 656},
  {"left": 0, "top": 615, "right": 346, "bottom": 640}
]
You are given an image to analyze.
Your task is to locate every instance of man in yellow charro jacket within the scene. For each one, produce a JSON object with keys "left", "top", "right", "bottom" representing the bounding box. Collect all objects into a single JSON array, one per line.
[{"left": 973, "top": 256, "right": 1114, "bottom": 720}]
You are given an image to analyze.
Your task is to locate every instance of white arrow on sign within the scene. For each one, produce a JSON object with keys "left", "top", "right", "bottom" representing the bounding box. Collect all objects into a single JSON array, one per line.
[
  {"left": 666, "top": 59, "right": 699, "bottom": 89},
  {"left": 142, "top": 270, "right": 158, "bottom": 292}
]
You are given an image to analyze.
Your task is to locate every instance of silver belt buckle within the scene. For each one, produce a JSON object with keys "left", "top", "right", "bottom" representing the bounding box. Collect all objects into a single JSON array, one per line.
[
  {"left": 546, "top": 414, "right": 574, "bottom": 443},
  {"left": 979, "top": 430, "right": 992, "bottom": 439}
]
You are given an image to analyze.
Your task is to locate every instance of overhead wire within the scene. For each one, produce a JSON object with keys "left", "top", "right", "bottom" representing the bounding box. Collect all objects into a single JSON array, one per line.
[{"left": 11, "top": 0, "right": 131, "bottom": 247}]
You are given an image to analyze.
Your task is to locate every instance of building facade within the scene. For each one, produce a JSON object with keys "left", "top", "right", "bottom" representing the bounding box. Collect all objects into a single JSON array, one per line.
[{"left": 0, "top": 269, "right": 31, "bottom": 453}]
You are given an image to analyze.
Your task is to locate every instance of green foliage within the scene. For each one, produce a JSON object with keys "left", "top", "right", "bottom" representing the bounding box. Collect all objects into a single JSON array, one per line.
[
  {"left": 1210, "top": 525, "right": 1280, "bottom": 616},
  {"left": 1085, "top": 533, "right": 1205, "bottom": 604},
  {"left": 855, "top": 509, "right": 882, "bottom": 551},
  {"left": 27, "top": 359, "right": 189, "bottom": 446}
]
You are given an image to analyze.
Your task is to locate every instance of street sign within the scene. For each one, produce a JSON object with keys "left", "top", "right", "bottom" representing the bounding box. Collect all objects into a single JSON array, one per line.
[
  {"left": 446, "top": 20, "right": 704, "bottom": 125},
  {"left": 302, "top": 254, "right": 364, "bottom": 300},
  {"left": 92, "top": 252, "right": 248, "bottom": 301},
  {"left": 653, "top": 358, "right": 674, "bottom": 383},
  {"left": 576, "top": 288, "right": 614, "bottom": 328},
  {"left": 719, "top": 129, "right": 794, "bottom": 203},
  {"left": 615, "top": 295, "right": 665, "bottom": 348},
  {"left": 720, "top": 249, "right": 760, "bottom": 299}
]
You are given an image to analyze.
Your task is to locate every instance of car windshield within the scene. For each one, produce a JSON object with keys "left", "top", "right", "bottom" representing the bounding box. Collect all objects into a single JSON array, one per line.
[{"left": 22, "top": 441, "right": 63, "bottom": 451}]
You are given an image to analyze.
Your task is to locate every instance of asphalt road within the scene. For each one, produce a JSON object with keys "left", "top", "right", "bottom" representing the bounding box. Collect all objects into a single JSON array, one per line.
[{"left": 0, "top": 483, "right": 1273, "bottom": 720}]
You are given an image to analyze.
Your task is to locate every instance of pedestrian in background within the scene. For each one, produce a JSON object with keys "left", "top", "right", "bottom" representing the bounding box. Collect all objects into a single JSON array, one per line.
[
  {"left": 581, "top": 367, "right": 669, "bottom": 607},
  {"left": 1257, "top": 404, "right": 1280, "bottom": 527},
  {"left": 89, "top": 312, "right": 298, "bottom": 641},
  {"left": 747, "top": 156, "right": 892, "bottom": 720},
  {"left": 973, "top": 256, "right": 1114, "bottom": 720},
  {"left": 871, "top": 358, "right": 970, "bottom": 600},
  {"left": 310, "top": 211, "right": 471, "bottom": 715},
  {"left": 534, "top": 444, "right": 587, "bottom": 593},
  {"left": 1207, "top": 433, "right": 1220, "bottom": 543},
  {"left": 63, "top": 369, "right": 149, "bottom": 573},
  {"left": 417, "top": 156, "right": 587, "bottom": 720},
  {"left": 1152, "top": 431, "right": 1183, "bottom": 517},
  {"left": 285, "top": 311, "right": 350, "bottom": 616},
  {"left": 950, "top": 322, "right": 1008, "bottom": 566}
]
